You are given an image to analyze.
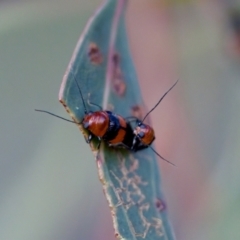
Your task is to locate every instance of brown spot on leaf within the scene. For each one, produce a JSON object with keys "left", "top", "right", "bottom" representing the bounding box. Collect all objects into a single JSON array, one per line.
[
  {"left": 59, "top": 99, "right": 80, "bottom": 124},
  {"left": 59, "top": 99, "right": 67, "bottom": 108},
  {"left": 155, "top": 198, "right": 166, "bottom": 212},
  {"left": 59, "top": 99, "right": 71, "bottom": 115},
  {"left": 111, "top": 52, "right": 126, "bottom": 96},
  {"left": 112, "top": 52, "right": 120, "bottom": 66},
  {"left": 113, "top": 77, "right": 126, "bottom": 96},
  {"left": 88, "top": 42, "right": 103, "bottom": 64},
  {"left": 131, "top": 105, "right": 144, "bottom": 120}
]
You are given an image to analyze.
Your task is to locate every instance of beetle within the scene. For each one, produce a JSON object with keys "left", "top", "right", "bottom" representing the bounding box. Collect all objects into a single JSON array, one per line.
[
  {"left": 36, "top": 73, "right": 177, "bottom": 165},
  {"left": 71, "top": 74, "right": 135, "bottom": 150},
  {"left": 130, "top": 80, "right": 178, "bottom": 166},
  {"left": 81, "top": 109, "right": 134, "bottom": 150},
  {"left": 36, "top": 73, "right": 134, "bottom": 151}
]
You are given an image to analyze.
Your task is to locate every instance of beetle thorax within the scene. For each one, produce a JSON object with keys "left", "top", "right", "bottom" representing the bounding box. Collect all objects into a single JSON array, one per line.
[{"left": 82, "top": 111, "right": 109, "bottom": 137}]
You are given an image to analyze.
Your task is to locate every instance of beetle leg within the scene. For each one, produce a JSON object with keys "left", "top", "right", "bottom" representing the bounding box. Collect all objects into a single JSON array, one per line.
[
  {"left": 131, "top": 136, "right": 149, "bottom": 152},
  {"left": 84, "top": 133, "right": 92, "bottom": 143},
  {"left": 96, "top": 138, "right": 101, "bottom": 150},
  {"left": 131, "top": 136, "right": 138, "bottom": 151},
  {"left": 88, "top": 134, "right": 93, "bottom": 143}
]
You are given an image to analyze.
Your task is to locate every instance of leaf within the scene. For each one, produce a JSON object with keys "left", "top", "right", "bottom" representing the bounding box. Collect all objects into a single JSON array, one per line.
[{"left": 59, "top": 0, "right": 175, "bottom": 239}]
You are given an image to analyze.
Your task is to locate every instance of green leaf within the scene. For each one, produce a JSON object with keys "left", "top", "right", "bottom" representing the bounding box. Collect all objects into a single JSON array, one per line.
[{"left": 59, "top": 0, "right": 175, "bottom": 239}]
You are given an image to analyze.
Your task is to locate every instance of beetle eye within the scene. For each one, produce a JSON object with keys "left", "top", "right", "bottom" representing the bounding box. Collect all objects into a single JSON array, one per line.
[
  {"left": 137, "top": 121, "right": 142, "bottom": 126},
  {"left": 138, "top": 131, "right": 145, "bottom": 138}
]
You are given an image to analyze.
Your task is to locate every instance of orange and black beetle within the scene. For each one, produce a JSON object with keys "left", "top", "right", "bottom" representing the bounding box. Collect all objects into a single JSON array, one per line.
[
  {"left": 132, "top": 120, "right": 155, "bottom": 149},
  {"left": 36, "top": 72, "right": 178, "bottom": 165},
  {"left": 130, "top": 80, "right": 178, "bottom": 166},
  {"left": 82, "top": 110, "right": 134, "bottom": 149},
  {"left": 70, "top": 74, "right": 135, "bottom": 150},
  {"left": 36, "top": 74, "right": 135, "bottom": 150}
]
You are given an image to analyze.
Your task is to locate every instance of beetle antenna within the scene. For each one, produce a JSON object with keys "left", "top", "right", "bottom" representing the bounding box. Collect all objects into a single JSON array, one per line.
[
  {"left": 87, "top": 93, "right": 102, "bottom": 110},
  {"left": 142, "top": 79, "right": 179, "bottom": 122},
  {"left": 71, "top": 72, "right": 88, "bottom": 114},
  {"left": 88, "top": 101, "right": 102, "bottom": 111},
  {"left": 35, "top": 109, "right": 76, "bottom": 123},
  {"left": 149, "top": 146, "right": 176, "bottom": 166}
]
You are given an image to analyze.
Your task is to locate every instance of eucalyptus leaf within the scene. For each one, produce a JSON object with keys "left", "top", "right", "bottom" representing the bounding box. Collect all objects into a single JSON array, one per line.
[{"left": 59, "top": 0, "right": 175, "bottom": 239}]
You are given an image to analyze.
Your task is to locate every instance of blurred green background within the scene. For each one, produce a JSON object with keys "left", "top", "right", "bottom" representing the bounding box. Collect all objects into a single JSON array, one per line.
[{"left": 1, "top": 0, "right": 240, "bottom": 239}]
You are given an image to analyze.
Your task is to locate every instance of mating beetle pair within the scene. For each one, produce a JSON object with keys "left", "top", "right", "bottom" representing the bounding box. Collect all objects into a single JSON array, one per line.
[
  {"left": 79, "top": 78, "right": 177, "bottom": 166},
  {"left": 36, "top": 75, "right": 177, "bottom": 166},
  {"left": 81, "top": 82, "right": 177, "bottom": 165}
]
